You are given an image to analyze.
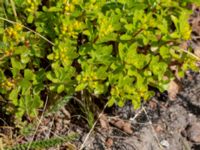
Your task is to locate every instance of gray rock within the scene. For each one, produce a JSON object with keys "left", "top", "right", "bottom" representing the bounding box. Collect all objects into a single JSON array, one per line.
[{"left": 186, "top": 123, "right": 200, "bottom": 143}]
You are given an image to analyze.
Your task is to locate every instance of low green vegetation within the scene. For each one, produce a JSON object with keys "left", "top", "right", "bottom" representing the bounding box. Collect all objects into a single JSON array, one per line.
[{"left": 0, "top": 0, "right": 199, "bottom": 127}]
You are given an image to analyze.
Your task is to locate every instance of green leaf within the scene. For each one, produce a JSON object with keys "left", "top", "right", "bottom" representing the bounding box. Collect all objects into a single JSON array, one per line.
[
  {"left": 159, "top": 46, "right": 170, "bottom": 59},
  {"left": 19, "top": 79, "right": 31, "bottom": 95},
  {"left": 27, "top": 14, "right": 34, "bottom": 23},
  {"left": 20, "top": 53, "right": 30, "bottom": 64},
  {"left": 0, "top": 69, "right": 5, "bottom": 81},
  {"left": 57, "top": 84, "right": 65, "bottom": 93},
  {"left": 11, "top": 58, "right": 24, "bottom": 70},
  {"left": 24, "top": 69, "right": 34, "bottom": 81},
  {"left": 32, "top": 95, "right": 43, "bottom": 108},
  {"left": 179, "top": 11, "right": 191, "bottom": 40},
  {"left": 171, "top": 15, "right": 179, "bottom": 30},
  {"left": 33, "top": 84, "right": 44, "bottom": 94},
  {"left": 107, "top": 97, "right": 115, "bottom": 107},
  {"left": 94, "top": 84, "right": 105, "bottom": 95},
  {"left": 124, "top": 24, "right": 133, "bottom": 31},
  {"left": 118, "top": 99, "right": 125, "bottom": 107},
  {"left": 120, "top": 34, "right": 132, "bottom": 40},
  {"left": 118, "top": 43, "right": 128, "bottom": 61},
  {"left": 75, "top": 83, "right": 87, "bottom": 91},
  {"left": 132, "top": 98, "right": 140, "bottom": 109},
  {"left": 9, "top": 88, "right": 19, "bottom": 106},
  {"left": 47, "top": 53, "right": 54, "bottom": 60},
  {"left": 14, "top": 46, "right": 29, "bottom": 55},
  {"left": 48, "top": 7, "right": 62, "bottom": 12}
]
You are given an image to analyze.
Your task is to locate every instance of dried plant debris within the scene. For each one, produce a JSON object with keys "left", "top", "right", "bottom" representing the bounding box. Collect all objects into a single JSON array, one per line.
[
  {"left": 167, "top": 80, "right": 182, "bottom": 100},
  {"left": 110, "top": 118, "right": 133, "bottom": 135}
]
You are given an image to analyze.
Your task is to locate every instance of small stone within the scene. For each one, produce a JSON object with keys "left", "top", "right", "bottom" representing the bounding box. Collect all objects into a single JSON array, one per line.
[
  {"left": 186, "top": 123, "right": 200, "bottom": 143},
  {"left": 160, "top": 140, "right": 169, "bottom": 148},
  {"left": 154, "top": 124, "right": 164, "bottom": 133}
]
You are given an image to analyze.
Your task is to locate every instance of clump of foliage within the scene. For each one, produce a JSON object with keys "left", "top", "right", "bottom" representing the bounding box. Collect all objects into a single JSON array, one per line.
[
  {"left": 5, "top": 132, "right": 78, "bottom": 150},
  {"left": 0, "top": 0, "right": 199, "bottom": 125}
]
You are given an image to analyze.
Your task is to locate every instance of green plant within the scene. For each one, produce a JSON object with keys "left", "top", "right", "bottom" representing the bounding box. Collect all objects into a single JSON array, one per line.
[
  {"left": 0, "top": 0, "right": 199, "bottom": 125},
  {"left": 5, "top": 132, "right": 78, "bottom": 150}
]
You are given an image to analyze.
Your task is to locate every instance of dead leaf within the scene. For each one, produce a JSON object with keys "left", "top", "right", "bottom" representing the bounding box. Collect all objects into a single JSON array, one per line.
[
  {"left": 167, "top": 80, "right": 182, "bottom": 100},
  {"left": 64, "top": 143, "right": 77, "bottom": 150},
  {"left": 185, "top": 71, "right": 194, "bottom": 81},
  {"left": 122, "top": 122, "right": 133, "bottom": 134},
  {"left": 180, "top": 42, "right": 188, "bottom": 50},
  {"left": 154, "top": 124, "right": 164, "bottom": 133},
  {"left": 99, "top": 114, "right": 109, "bottom": 131},
  {"left": 110, "top": 118, "right": 133, "bottom": 134},
  {"left": 105, "top": 137, "right": 113, "bottom": 148},
  {"left": 112, "top": 119, "right": 124, "bottom": 129},
  {"left": 169, "top": 65, "right": 181, "bottom": 81}
]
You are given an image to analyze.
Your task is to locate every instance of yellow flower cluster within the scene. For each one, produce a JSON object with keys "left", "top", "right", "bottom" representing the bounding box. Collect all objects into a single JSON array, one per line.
[
  {"left": 1, "top": 79, "right": 16, "bottom": 91},
  {"left": 26, "top": 0, "right": 39, "bottom": 13},
  {"left": 98, "top": 17, "right": 114, "bottom": 37},
  {"left": 5, "top": 23, "right": 24, "bottom": 43},
  {"left": 61, "top": 21, "right": 82, "bottom": 37}
]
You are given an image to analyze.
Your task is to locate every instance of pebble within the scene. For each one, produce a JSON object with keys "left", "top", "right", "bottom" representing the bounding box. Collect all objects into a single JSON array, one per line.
[
  {"left": 186, "top": 123, "right": 200, "bottom": 143},
  {"left": 160, "top": 140, "right": 169, "bottom": 148}
]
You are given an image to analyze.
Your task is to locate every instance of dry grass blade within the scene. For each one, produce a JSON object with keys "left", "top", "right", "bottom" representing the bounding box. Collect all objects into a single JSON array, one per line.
[
  {"left": 177, "top": 48, "right": 200, "bottom": 61},
  {"left": 129, "top": 108, "right": 144, "bottom": 122},
  {"left": 142, "top": 106, "right": 164, "bottom": 150},
  {"left": 0, "top": 138, "right": 4, "bottom": 150},
  {"left": 79, "top": 102, "right": 108, "bottom": 150},
  {"left": 10, "top": 0, "right": 18, "bottom": 21}
]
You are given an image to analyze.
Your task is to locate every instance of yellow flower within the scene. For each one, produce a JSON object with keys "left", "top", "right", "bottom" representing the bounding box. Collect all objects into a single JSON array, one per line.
[
  {"left": 63, "top": 0, "right": 67, "bottom": 3},
  {"left": 27, "top": 0, "right": 32, "bottom": 4},
  {"left": 65, "top": 5, "right": 70, "bottom": 12},
  {"left": 60, "top": 53, "right": 65, "bottom": 59},
  {"left": 83, "top": 76, "right": 88, "bottom": 82},
  {"left": 15, "top": 23, "right": 22, "bottom": 31},
  {"left": 55, "top": 54, "right": 59, "bottom": 59},
  {"left": 69, "top": 4, "right": 75, "bottom": 12},
  {"left": 74, "top": 21, "right": 81, "bottom": 30},
  {"left": 7, "top": 81, "right": 14, "bottom": 88},
  {"left": 2, "top": 79, "right": 15, "bottom": 91},
  {"left": 72, "top": 0, "right": 79, "bottom": 4},
  {"left": 65, "top": 4, "right": 75, "bottom": 12}
]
